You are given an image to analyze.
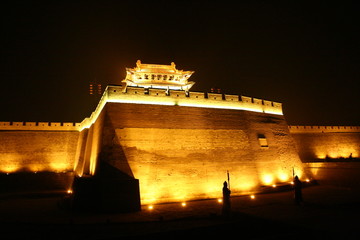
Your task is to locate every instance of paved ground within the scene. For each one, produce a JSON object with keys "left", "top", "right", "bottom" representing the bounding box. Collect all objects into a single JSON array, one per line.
[{"left": 1, "top": 184, "right": 360, "bottom": 239}]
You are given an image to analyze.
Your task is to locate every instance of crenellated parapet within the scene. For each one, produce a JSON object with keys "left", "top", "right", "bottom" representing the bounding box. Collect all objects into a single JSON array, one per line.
[
  {"left": 80, "top": 85, "right": 283, "bottom": 130},
  {"left": 289, "top": 125, "right": 360, "bottom": 133},
  {"left": 110, "top": 85, "right": 282, "bottom": 113},
  {"left": 0, "top": 121, "right": 80, "bottom": 131}
]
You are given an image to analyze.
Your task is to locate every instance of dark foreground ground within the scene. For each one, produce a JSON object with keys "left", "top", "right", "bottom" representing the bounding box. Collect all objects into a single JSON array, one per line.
[{"left": 1, "top": 184, "right": 360, "bottom": 239}]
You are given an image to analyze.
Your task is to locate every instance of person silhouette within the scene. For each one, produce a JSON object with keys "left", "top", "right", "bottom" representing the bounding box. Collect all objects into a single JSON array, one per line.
[
  {"left": 293, "top": 175, "right": 303, "bottom": 205},
  {"left": 222, "top": 181, "right": 231, "bottom": 215}
]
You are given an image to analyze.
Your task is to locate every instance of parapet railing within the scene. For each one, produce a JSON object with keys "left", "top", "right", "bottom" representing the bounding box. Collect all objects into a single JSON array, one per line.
[{"left": 289, "top": 125, "right": 360, "bottom": 133}]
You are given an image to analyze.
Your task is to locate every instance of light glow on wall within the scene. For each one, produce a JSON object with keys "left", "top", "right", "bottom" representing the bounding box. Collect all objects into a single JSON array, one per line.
[
  {"left": 0, "top": 154, "right": 22, "bottom": 173},
  {"left": 277, "top": 170, "right": 290, "bottom": 182},
  {"left": 0, "top": 165, "right": 20, "bottom": 173},
  {"left": 315, "top": 148, "right": 358, "bottom": 159},
  {"left": 0, "top": 156, "right": 73, "bottom": 174},
  {"left": 262, "top": 174, "right": 274, "bottom": 185},
  {"left": 50, "top": 162, "right": 71, "bottom": 172}
]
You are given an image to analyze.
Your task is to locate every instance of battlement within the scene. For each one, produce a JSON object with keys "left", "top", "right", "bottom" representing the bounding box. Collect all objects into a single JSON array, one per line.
[
  {"left": 109, "top": 85, "right": 282, "bottom": 113},
  {"left": 79, "top": 85, "right": 283, "bottom": 130},
  {"left": 289, "top": 125, "right": 360, "bottom": 133},
  {"left": 0, "top": 121, "right": 80, "bottom": 131}
]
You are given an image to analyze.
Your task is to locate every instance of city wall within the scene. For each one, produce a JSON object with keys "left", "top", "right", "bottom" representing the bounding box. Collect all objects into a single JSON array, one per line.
[
  {"left": 1, "top": 85, "right": 359, "bottom": 205},
  {"left": 0, "top": 122, "right": 80, "bottom": 194},
  {"left": 0, "top": 122, "right": 80, "bottom": 173},
  {"left": 95, "top": 102, "right": 305, "bottom": 204},
  {"left": 289, "top": 126, "right": 360, "bottom": 161}
]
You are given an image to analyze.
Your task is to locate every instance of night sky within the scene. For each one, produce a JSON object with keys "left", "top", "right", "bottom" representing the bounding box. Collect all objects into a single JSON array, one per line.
[{"left": 2, "top": 1, "right": 359, "bottom": 126}]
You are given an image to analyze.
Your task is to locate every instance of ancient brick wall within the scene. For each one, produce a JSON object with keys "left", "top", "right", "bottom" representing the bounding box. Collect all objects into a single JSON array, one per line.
[
  {"left": 289, "top": 126, "right": 360, "bottom": 161},
  {"left": 99, "top": 102, "right": 306, "bottom": 204},
  {"left": 0, "top": 129, "right": 79, "bottom": 173}
]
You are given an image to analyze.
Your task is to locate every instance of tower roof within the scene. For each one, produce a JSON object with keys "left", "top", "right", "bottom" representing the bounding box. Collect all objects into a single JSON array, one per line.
[{"left": 122, "top": 60, "right": 195, "bottom": 91}]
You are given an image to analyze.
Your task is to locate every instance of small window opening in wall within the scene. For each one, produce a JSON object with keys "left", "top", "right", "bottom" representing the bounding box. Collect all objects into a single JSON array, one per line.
[{"left": 258, "top": 134, "right": 268, "bottom": 148}]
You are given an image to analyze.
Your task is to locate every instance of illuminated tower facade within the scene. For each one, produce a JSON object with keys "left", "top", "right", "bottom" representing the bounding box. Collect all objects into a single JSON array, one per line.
[{"left": 122, "top": 60, "right": 195, "bottom": 91}]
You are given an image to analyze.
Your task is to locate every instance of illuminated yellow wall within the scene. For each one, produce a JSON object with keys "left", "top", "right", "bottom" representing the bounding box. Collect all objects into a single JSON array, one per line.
[
  {"left": 0, "top": 129, "right": 79, "bottom": 173},
  {"left": 100, "top": 102, "right": 306, "bottom": 204},
  {"left": 289, "top": 126, "right": 360, "bottom": 161},
  {"left": 3, "top": 84, "right": 358, "bottom": 206}
]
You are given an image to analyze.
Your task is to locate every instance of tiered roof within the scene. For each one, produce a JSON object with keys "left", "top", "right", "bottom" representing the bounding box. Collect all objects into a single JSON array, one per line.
[{"left": 122, "top": 60, "right": 195, "bottom": 91}]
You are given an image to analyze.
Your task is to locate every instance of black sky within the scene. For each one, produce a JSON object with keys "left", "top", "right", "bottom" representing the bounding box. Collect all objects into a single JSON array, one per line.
[{"left": 2, "top": 1, "right": 359, "bottom": 125}]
